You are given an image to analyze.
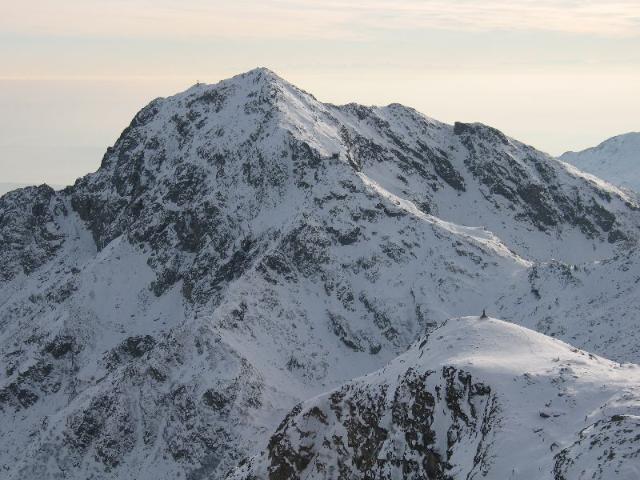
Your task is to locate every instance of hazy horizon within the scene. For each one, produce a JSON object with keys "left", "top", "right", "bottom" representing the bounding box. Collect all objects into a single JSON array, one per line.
[{"left": 2, "top": 0, "right": 639, "bottom": 186}]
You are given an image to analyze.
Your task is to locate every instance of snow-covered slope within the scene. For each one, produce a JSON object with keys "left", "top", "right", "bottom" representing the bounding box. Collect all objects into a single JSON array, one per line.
[
  {"left": 1, "top": 68, "right": 640, "bottom": 479},
  {"left": 560, "top": 132, "right": 640, "bottom": 192},
  {"left": 231, "top": 316, "right": 640, "bottom": 480}
]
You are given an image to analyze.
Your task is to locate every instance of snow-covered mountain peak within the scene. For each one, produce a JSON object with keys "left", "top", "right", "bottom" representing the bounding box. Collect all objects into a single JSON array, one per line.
[
  {"left": 206, "top": 66, "right": 319, "bottom": 113},
  {"left": 560, "top": 132, "right": 640, "bottom": 192},
  {"left": 562, "top": 132, "right": 640, "bottom": 159},
  {"left": 182, "top": 66, "right": 303, "bottom": 102},
  {"left": 230, "top": 65, "right": 281, "bottom": 81},
  {"left": 2, "top": 69, "right": 640, "bottom": 479},
  {"left": 74, "top": 68, "right": 639, "bottom": 262},
  {"left": 413, "top": 316, "right": 619, "bottom": 375}
]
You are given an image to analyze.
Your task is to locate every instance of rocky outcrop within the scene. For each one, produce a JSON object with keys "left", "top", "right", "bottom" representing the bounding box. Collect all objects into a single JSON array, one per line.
[{"left": 235, "top": 366, "right": 497, "bottom": 480}]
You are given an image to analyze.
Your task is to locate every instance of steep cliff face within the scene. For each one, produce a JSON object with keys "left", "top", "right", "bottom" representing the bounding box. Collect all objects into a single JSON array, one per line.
[
  {"left": 0, "top": 68, "right": 639, "bottom": 479},
  {"left": 230, "top": 317, "right": 640, "bottom": 480}
]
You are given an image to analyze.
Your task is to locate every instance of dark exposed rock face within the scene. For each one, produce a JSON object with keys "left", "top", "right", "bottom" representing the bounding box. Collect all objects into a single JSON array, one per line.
[
  {"left": 453, "top": 121, "right": 633, "bottom": 236},
  {"left": 232, "top": 365, "right": 498, "bottom": 480},
  {"left": 0, "top": 361, "right": 55, "bottom": 412},
  {"left": 0, "top": 185, "right": 66, "bottom": 282}
]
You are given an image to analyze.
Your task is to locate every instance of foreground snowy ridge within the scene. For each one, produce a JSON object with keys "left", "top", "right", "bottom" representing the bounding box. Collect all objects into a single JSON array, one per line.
[
  {"left": 1, "top": 68, "right": 640, "bottom": 478},
  {"left": 230, "top": 316, "right": 640, "bottom": 479}
]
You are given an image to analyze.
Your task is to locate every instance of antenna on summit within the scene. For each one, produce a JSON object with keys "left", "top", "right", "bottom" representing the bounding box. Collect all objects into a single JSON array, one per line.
[{"left": 480, "top": 308, "right": 488, "bottom": 319}]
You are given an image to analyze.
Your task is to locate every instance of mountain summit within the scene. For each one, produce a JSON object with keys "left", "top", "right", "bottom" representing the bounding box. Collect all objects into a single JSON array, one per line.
[
  {"left": 1, "top": 69, "right": 640, "bottom": 478},
  {"left": 560, "top": 132, "right": 640, "bottom": 192}
]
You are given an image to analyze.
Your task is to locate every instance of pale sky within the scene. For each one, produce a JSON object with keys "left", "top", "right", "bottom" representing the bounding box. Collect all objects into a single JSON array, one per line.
[{"left": 1, "top": 0, "right": 639, "bottom": 186}]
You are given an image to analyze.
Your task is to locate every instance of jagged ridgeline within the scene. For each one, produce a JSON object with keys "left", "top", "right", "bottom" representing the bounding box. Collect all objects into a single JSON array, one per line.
[{"left": 1, "top": 68, "right": 639, "bottom": 479}]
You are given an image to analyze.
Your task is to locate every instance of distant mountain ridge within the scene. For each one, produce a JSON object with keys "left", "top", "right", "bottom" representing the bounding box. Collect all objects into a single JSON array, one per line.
[
  {"left": 1, "top": 68, "right": 639, "bottom": 478},
  {"left": 560, "top": 132, "right": 640, "bottom": 192},
  {"left": 0, "top": 183, "right": 33, "bottom": 196},
  {"left": 0, "top": 182, "right": 63, "bottom": 196}
]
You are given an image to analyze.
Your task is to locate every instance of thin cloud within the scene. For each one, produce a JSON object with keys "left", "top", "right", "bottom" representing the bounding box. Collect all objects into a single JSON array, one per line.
[
  {"left": 280, "top": 0, "right": 640, "bottom": 37},
  {"left": 2, "top": 0, "right": 640, "bottom": 39},
  {"left": 351, "top": 0, "right": 640, "bottom": 37}
]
